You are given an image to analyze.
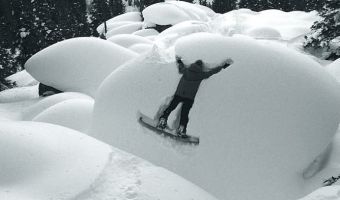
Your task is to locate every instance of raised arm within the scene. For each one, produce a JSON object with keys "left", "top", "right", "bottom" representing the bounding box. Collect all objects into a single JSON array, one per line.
[
  {"left": 176, "top": 56, "right": 186, "bottom": 74},
  {"left": 202, "top": 58, "right": 234, "bottom": 79}
]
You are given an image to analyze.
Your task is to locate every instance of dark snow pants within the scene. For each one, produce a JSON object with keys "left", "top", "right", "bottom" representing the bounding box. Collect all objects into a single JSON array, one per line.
[{"left": 160, "top": 95, "right": 194, "bottom": 132}]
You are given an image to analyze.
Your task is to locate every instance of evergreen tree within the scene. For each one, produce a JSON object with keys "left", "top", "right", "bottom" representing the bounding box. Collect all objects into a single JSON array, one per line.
[
  {"left": 212, "top": 0, "right": 236, "bottom": 13},
  {"left": 304, "top": 0, "right": 340, "bottom": 60}
]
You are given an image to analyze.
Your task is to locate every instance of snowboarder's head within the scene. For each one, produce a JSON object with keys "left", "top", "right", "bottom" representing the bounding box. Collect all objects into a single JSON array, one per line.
[{"left": 195, "top": 60, "right": 203, "bottom": 66}]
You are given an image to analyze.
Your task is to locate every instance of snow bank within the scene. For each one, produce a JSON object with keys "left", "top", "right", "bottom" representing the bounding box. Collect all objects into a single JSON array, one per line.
[
  {"left": 107, "top": 34, "right": 153, "bottom": 48},
  {"left": 0, "top": 121, "right": 111, "bottom": 200},
  {"left": 213, "top": 9, "right": 319, "bottom": 40},
  {"left": 97, "top": 12, "right": 142, "bottom": 34},
  {"left": 132, "top": 28, "right": 159, "bottom": 37},
  {"left": 327, "top": 59, "right": 340, "bottom": 82},
  {"left": 246, "top": 27, "right": 282, "bottom": 39},
  {"left": 105, "top": 22, "right": 143, "bottom": 38},
  {"left": 25, "top": 37, "right": 137, "bottom": 97},
  {"left": 143, "top": 3, "right": 190, "bottom": 25},
  {"left": 91, "top": 33, "right": 340, "bottom": 200},
  {"left": 22, "top": 92, "right": 92, "bottom": 120},
  {"left": 33, "top": 99, "right": 94, "bottom": 133},
  {"left": 129, "top": 43, "right": 153, "bottom": 54},
  {"left": 6, "top": 70, "right": 38, "bottom": 87}
]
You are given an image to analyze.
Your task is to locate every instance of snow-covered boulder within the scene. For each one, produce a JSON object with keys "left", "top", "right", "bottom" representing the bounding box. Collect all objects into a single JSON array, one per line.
[
  {"left": 0, "top": 85, "right": 38, "bottom": 103},
  {"left": 105, "top": 22, "right": 143, "bottom": 38},
  {"left": 97, "top": 12, "right": 142, "bottom": 34},
  {"left": 107, "top": 34, "right": 153, "bottom": 48},
  {"left": 25, "top": 37, "right": 138, "bottom": 97},
  {"left": 0, "top": 121, "right": 111, "bottom": 200},
  {"left": 132, "top": 28, "right": 159, "bottom": 37},
  {"left": 22, "top": 92, "right": 92, "bottom": 120},
  {"left": 246, "top": 27, "right": 282, "bottom": 39},
  {"left": 129, "top": 43, "right": 153, "bottom": 54},
  {"left": 32, "top": 99, "right": 94, "bottom": 133},
  {"left": 142, "top": 3, "right": 191, "bottom": 25},
  {"left": 6, "top": 70, "right": 38, "bottom": 87},
  {"left": 91, "top": 33, "right": 340, "bottom": 200},
  {"left": 327, "top": 58, "right": 340, "bottom": 82}
]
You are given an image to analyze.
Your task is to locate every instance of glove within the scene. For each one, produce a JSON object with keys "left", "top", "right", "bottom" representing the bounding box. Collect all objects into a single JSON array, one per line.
[
  {"left": 176, "top": 56, "right": 183, "bottom": 63},
  {"left": 222, "top": 58, "right": 234, "bottom": 68}
]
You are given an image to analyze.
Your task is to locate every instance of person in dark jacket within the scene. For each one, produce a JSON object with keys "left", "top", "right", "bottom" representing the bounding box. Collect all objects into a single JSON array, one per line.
[{"left": 157, "top": 56, "right": 234, "bottom": 138}]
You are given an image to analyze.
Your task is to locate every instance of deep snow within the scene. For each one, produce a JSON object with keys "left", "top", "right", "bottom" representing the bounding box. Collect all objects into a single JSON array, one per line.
[{"left": 1, "top": 2, "right": 340, "bottom": 200}]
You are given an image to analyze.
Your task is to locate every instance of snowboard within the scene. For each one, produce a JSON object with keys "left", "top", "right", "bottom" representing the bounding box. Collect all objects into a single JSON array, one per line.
[{"left": 138, "top": 113, "right": 199, "bottom": 145}]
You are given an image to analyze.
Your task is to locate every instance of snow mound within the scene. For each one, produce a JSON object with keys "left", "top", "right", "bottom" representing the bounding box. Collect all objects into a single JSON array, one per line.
[
  {"left": 22, "top": 92, "right": 92, "bottom": 120},
  {"left": 327, "top": 59, "right": 340, "bottom": 82},
  {"left": 246, "top": 27, "right": 282, "bottom": 39},
  {"left": 129, "top": 43, "right": 153, "bottom": 54},
  {"left": 167, "top": 0, "right": 213, "bottom": 21},
  {"left": 0, "top": 85, "right": 38, "bottom": 103},
  {"left": 97, "top": 21, "right": 132, "bottom": 35},
  {"left": 213, "top": 9, "right": 319, "bottom": 40},
  {"left": 132, "top": 28, "right": 159, "bottom": 37},
  {"left": 6, "top": 70, "right": 38, "bottom": 87},
  {"left": 91, "top": 33, "right": 340, "bottom": 200},
  {"left": 0, "top": 121, "right": 111, "bottom": 200},
  {"left": 142, "top": 3, "right": 191, "bottom": 25},
  {"left": 33, "top": 99, "right": 94, "bottom": 133},
  {"left": 107, "top": 34, "right": 153, "bottom": 48},
  {"left": 75, "top": 147, "right": 218, "bottom": 200},
  {"left": 25, "top": 37, "right": 137, "bottom": 97},
  {"left": 97, "top": 12, "right": 142, "bottom": 34},
  {"left": 105, "top": 22, "right": 143, "bottom": 38}
]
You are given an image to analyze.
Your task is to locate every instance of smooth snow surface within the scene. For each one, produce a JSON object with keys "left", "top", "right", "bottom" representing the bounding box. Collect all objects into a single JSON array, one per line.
[
  {"left": 91, "top": 33, "right": 340, "bottom": 200},
  {"left": 6, "top": 70, "right": 38, "bottom": 87},
  {"left": 327, "top": 59, "right": 340, "bottom": 82},
  {"left": 132, "top": 28, "right": 159, "bottom": 37},
  {"left": 246, "top": 26, "right": 282, "bottom": 39},
  {"left": 142, "top": 1, "right": 213, "bottom": 26},
  {"left": 25, "top": 37, "right": 137, "bottom": 97},
  {"left": 33, "top": 99, "right": 94, "bottom": 133},
  {"left": 212, "top": 9, "right": 319, "bottom": 40},
  {"left": 105, "top": 22, "right": 143, "bottom": 38},
  {"left": 129, "top": 43, "right": 153, "bottom": 54},
  {"left": 107, "top": 34, "right": 153, "bottom": 48},
  {"left": 0, "top": 121, "right": 111, "bottom": 200},
  {"left": 299, "top": 186, "right": 340, "bottom": 200},
  {"left": 0, "top": 85, "right": 38, "bottom": 103},
  {"left": 97, "top": 12, "right": 142, "bottom": 34},
  {"left": 22, "top": 92, "right": 92, "bottom": 120}
]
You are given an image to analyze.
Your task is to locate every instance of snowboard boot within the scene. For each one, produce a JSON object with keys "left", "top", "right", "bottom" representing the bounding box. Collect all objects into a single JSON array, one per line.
[
  {"left": 176, "top": 125, "right": 188, "bottom": 138},
  {"left": 157, "top": 117, "right": 167, "bottom": 130}
]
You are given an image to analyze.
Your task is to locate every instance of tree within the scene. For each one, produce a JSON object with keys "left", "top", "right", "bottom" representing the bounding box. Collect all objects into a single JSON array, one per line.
[
  {"left": 212, "top": 0, "right": 236, "bottom": 13},
  {"left": 304, "top": 0, "right": 340, "bottom": 60}
]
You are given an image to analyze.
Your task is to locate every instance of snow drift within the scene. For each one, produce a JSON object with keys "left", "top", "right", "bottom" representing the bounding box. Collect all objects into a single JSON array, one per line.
[
  {"left": 0, "top": 121, "right": 111, "bottom": 200},
  {"left": 97, "top": 12, "right": 142, "bottom": 34},
  {"left": 32, "top": 99, "right": 94, "bottom": 133},
  {"left": 21, "top": 92, "right": 92, "bottom": 120},
  {"left": 105, "top": 22, "right": 143, "bottom": 38},
  {"left": 107, "top": 34, "right": 153, "bottom": 48},
  {"left": 25, "top": 37, "right": 137, "bottom": 97},
  {"left": 91, "top": 33, "right": 340, "bottom": 200}
]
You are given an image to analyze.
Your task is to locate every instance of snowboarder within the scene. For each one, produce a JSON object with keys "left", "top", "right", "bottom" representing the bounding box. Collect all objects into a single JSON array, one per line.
[{"left": 157, "top": 56, "right": 234, "bottom": 138}]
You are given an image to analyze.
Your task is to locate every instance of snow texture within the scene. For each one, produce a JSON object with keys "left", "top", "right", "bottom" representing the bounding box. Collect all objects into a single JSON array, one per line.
[
  {"left": 0, "top": 85, "right": 38, "bottom": 103},
  {"left": 91, "top": 33, "right": 340, "bottom": 200},
  {"left": 22, "top": 92, "right": 92, "bottom": 120},
  {"left": 128, "top": 43, "right": 153, "bottom": 54},
  {"left": 327, "top": 59, "right": 340, "bottom": 82},
  {"left": 246, "top": 26, "right": 282, "bottom": 39},
  {"left": 105, "top": 22, "right": 143, "bottom": 38},
  {"left": 299, "top": 186, "right": 340, "bottom": 200},
  {"left": 97, "top": 12, "right": 142, "bottom": 34},
  {"left": 25, "top": 37, "right": 138, "bottom": 97},
  {"left": 32, "top": 99, "right": 94, "bottom": 133},
  {"left": 107, "top": 34, "right": 153, "bottom": 48},
  {"left": 6, "top": 70, "right": 38, "bottom": 87},
  {"left": 132, "top": 28, "right": 159, "bottom": 37},
  {"left": 0, "top": 121, "right": 111, "bottom": 200}
]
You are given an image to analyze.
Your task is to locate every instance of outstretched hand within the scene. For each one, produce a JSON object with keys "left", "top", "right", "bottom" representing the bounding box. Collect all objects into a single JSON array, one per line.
[{"left": 222, "top": 58, "right": 234, "bottom": 68}]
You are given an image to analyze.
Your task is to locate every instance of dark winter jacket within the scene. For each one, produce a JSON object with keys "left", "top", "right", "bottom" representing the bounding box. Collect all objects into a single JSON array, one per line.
[{"left": 174, "top": 59, "right": 225, "bottom": 100}]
